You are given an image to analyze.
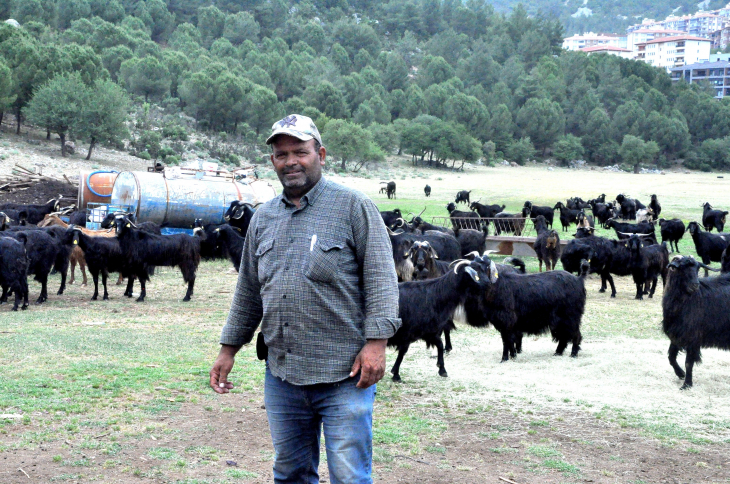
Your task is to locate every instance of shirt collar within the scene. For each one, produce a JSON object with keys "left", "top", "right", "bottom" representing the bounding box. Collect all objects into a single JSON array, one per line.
[{"left": 280, "top": 177, "right": 328, "bottom": 208}]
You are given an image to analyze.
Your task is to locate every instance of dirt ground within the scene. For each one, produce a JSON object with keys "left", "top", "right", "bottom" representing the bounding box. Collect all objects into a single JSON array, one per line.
[
  {"left": 1, "top": 393, "right": 728, "bottom": 484},
  {"left": 0, "top": 177, "right": 77, "bottom": 205}
]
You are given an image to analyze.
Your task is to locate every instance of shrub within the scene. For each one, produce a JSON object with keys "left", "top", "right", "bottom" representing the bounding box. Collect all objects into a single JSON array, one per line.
[{"left": 137, "top": 151, "right": 151, "bottom": 160}]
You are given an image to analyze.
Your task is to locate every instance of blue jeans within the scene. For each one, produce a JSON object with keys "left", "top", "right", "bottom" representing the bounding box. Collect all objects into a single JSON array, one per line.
[{"left": 264, "top": 367, "right": 376, "bottom": 484}]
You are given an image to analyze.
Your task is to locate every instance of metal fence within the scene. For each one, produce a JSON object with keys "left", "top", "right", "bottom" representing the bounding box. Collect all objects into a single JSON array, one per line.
[{"left": 431, "top": 216, "right": 537, "bottom": 238}]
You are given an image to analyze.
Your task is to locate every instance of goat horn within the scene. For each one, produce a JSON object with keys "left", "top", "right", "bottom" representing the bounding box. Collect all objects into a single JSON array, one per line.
[
  {"left": 617, "top": 231, "right": 634, "bottom": 236},
  {"left": 482, "top": 250, "right": 499, "bottom": 256},
  {"left": 464, "top": 251, "right": 481, "bottom": 259},
  {"left": 417, "top": 206, "right": 426, "bottom": 217},
  {"left": 386, "top": 227, "right": 397, "bottom": 235},
  {"left": 450, "top": 260, "right": 471, "bottom": 274}
]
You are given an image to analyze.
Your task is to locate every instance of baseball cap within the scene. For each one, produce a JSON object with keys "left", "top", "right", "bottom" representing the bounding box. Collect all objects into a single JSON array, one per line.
[{"left": 266, "top": 114, "right": 323, "bottom": 146}]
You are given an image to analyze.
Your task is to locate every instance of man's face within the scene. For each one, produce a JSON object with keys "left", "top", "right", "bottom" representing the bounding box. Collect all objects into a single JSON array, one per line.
[{"left": 270, "top": 136, "right": 326, "bottom": 196}]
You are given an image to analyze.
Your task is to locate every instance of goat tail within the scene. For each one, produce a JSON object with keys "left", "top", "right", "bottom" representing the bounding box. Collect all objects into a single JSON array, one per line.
[
  {"left": 503, "top": 257, "right": 526, "bottom": 274},
  {"left": 579, "top": 259, "right": 590, "bottom": 279}
]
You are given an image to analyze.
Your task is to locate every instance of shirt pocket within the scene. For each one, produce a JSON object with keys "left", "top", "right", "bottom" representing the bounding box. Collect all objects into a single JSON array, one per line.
[
  {"left": 256, "top": 238, "right": 275, "bottom": 285},
  {"left": 305, "top": 238, "right": 344, "bottom": 284}
]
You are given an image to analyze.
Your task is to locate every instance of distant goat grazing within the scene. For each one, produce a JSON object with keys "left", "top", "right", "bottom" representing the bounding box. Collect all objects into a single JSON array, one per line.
[
  {"left": 591, "top": 202, "right": 614, "bottom": 228},
  {"left": 380, "top": 181, "right": 396, "bottom": 199},
  {"left": 702, "top": 202, "right": 728, "bottom": 232},
  {"left": 662, "top": 255, "right": 730, "bottom": 389},
  {"left": 658, "top": 218, "right": 685, "bottom": 253},
  {"left": 470, "top": 201, "right": 505, "bottom": 219},
  {"left": 447, "top": 202, "right": 483, "bottom": 232},
  {"left": 533, "top": 215, "right": 560, "bottom": 272},
  {"left": 615, "top": 194, "right": 637, "bottom": 220},
  {"left": 454, "top": 190, "right": 471, "bottom": 205},
  {"left": 424, "top": 184, "right": 431, "bottom": 197}
]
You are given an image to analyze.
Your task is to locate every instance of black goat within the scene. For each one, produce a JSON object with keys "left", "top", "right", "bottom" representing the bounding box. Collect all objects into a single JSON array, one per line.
[
  {"left": 114, "top": 215, "right": 205, "bottom": 302},
  {"left": 455, "top": 190, "right": 471, "bottom": 205},
  {"left": 0, "top": 197, "right": 62, "bottom": 225},
  {"left": 626, "top": 235, "right": 669, "bottom": 300},
  {"left": 456, "top": 229, "right": 486, "bottom": 257},
  {"left": 0, "top": 237, "right": 29, "bottom": 310},
  {"left": 702, "top": 202, "right": 728, "bottom": 232},
  {"left": 523, "top": 201, "right": 554, "bottom": 228},
  {"left": 687, "top": 221, "right": 730, "bottom": 276},
  {"left": 470, "top": 201, "right": 504, "bottom": 219},
  {"left": 0, "top": 229, "right": 58, "bottom": 304},
  {"left": 576, "top": 210, "right": 595, "bottom": 229},
  {"left": 567, "top": 197, "right": 590, "bottom": 210},
  {"left": 587, "top": 194, "right": 606, "bottom": 206},
  {"left": 561, "top": 235, "right": 635, "bottom": 298},
  {"left": 61, "top": 227, "right": 132, "bottom": 301},
  {"left": 380, "top": 181, "right": 396, "bottom": 199},
  {"left": 533, "top": 215, "right": 560, "bottom": 272},
  {"left": 591, "top": 202, "right": 615, "bottom": 228},
  {"left": 553, "top": 202, "right": 579, "bottom": 231},
  {"left": 658, "top": 218, "right": 685, "bottom": 253},
  {"left": 224, "top": 201, "right": 257, "bottom": 234},
  {"left": 66, "top": 210, "right": 87, "bottom": 227},
  {"left": 388, "top": 229, "right": 461, "bottom": 281},
  {"left": 615, "top": 194, "right": 637, "bottom": 220},
  {"left": 424, "top": 184, "right": 431, "bottom": 197},
  {"left": 605, "top": 218, "right": 657, "bottom": 243},
  {"left": 379, "top": 208, "right": 403, "bottom": 229},
  {"left": 390, "top": 257, "right": 491, "bottom": 381},
  {"left": 410, "top": 217, "right": 454, "bottom": 236},
  {"left": 464, "top": 255, "right": 588, "bottom": 362},
  {"left": 493, "top": 212, "right": 525, "bottom": 236},
  {"left": 649, "top": 195, "right": 661, "bottom": 219},
  {"left": 197, "top": 223, "right": 227, "bottom": 260},
  {"left": 662, "top": 255, "right": 730, "bottom": 389},
  {"left": 215, "top": 224, "right": 245, "bottom": 270},
  {"left": 447, "top": 202, "right": 483, "bottom": 232}
]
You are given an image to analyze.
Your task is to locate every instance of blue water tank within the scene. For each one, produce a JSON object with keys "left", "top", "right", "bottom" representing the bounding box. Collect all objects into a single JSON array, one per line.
[{"left": 110, "top": 170, "right": 276, "bottom": 227}]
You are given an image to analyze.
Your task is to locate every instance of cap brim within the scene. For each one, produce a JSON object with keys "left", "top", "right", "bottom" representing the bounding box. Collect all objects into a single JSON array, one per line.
[{"left": 266, "top": 128, "right": 315, "bottom": 145}]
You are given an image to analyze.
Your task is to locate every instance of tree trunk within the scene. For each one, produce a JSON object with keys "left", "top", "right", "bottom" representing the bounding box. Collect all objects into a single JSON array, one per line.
[
  {"left": 60, "top": 132, "right": 67, "bottom": 157},
  {"left": 340, "top": 158, "right": 347, "bottom": 170},
  {"left": 86, "top": 137, "right": 96, "bottom": 160},
  {"left": 633, "top": 163, "right": 640, "bottom": 174},
  {"left": 15, "top": 107, "right": 20, "bottom": 134},
  {"left": 145, "top": 92, "right": 149, "bottom": 102},
  {"left": 0, "top": 111, "right": 4, "bottom": 126},
  {"left": 46, "top": 127, "right": 51, "bottom": 140}
]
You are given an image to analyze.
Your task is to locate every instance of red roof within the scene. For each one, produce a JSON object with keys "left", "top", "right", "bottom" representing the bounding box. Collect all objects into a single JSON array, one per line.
[
  {"left": 644, "top": 35, "right": 710, "bottom": 44},
  {"left": 580, "top": 45, "right": 632, "bottom": 52}
]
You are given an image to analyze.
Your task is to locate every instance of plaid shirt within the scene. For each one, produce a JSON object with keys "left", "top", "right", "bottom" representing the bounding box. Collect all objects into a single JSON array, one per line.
[{"left": 220, "top": 177, "right": 401, "bottom": 385}]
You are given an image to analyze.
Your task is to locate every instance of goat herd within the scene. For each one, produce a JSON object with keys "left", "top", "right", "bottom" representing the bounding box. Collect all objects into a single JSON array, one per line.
[
  {"left": 1, "top": 189, "right": 730, "bottom": 390},
  {"left": 381, "top": 191, "right": 730, "bottom": 390}
]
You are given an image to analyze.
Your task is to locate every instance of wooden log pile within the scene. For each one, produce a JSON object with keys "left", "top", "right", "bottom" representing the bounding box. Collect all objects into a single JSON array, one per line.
[{"left": 0, "top": 163, "right": 75, "bottom": 192}]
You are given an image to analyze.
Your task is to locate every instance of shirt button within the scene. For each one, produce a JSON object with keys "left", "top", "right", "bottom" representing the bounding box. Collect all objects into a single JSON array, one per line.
[
  {"left": 289, "top": 238, "right": 293, "bottom": 243},
  {"left": 282, "top": 295, "right": 286, "bottom": 299},
  {"left": 284, "top": 323, "right": 289, "bottom": 327},
  {"left": 287, "top": 349, "right": 291, "bottom": 353}
]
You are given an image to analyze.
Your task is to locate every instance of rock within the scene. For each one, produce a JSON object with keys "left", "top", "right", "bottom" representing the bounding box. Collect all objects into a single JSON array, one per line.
[
  {"left": 547, "top": 167, "right": 554, "bottom": 171},
  {"left": 64, "top": 141, "right": 75, "bottom": 154},
  {"left": 509, "top": 161, "right": 518, "bottom": 167}
]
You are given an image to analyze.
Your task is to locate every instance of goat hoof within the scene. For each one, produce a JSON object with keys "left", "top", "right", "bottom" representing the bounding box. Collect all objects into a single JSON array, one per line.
[
  {"left": 21, "top": 305, "right": 28, "bottom": 310},
  {"left": 391, "top": 375, "right": 402, "bottom": 382},
  {"left": 136, "top": 298, "right": 145, "bottom": 303},
  {"left": 182, "top": 296, "right": 191, "bottom": 302},
  {"left": 598, "top": 288, "right": 606, "bottom": 293},
  {"left": 610, "top": 294, "right": 616, "bottom": 298},
  {"left": 680, "top": 383, "right": 692, "bottom": 390},
  {"left": 103, "top": 296, "right": 109, "bottom": 301},
  {"left": 439, "top": 371, "right": 448, "bottom": 378},
  {"left": 91, "top": 296, "right": 97, "bottom": 301},
  {"left": 68, "top": 281, "right": 74, "bottom": 285},
  {"left": 81, "top": 283, "right": 87, "bottom": 287},
  {"left": 11, "top": 307, "right": 17, "bottom": 311}
]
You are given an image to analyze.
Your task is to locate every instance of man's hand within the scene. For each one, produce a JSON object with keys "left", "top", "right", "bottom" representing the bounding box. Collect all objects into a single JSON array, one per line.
[
  {"left": 210, "top": 344, "right": 241, "bottom": 394},
  {"left": 350, "top": 339, "right": 387, "bottom": 389}
]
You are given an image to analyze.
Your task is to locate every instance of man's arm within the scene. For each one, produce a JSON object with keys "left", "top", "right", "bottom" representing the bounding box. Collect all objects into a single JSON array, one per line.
[
  {"left": 210, "top": 212, "right": 264, "bottom": 393},
  {"left": 351, "top": 197, "right": 401, "bottom": 388}
]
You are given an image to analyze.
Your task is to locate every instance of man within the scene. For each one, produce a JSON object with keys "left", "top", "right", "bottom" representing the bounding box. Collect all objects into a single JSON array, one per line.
[{"left": 210, "top": 114, "right": 401, "bottom": 484}]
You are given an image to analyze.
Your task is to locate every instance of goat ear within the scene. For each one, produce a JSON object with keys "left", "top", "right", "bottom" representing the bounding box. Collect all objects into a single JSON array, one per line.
[
  {"left": 464, "top": 266, "right": 480, "bottom": 282},
  {"left": 489, "top": 261, "right": 499, "bottom": 283}
]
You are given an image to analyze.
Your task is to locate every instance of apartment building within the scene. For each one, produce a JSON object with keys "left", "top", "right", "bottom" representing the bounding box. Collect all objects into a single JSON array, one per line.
[
  {"left": 670, "top": 61, "right": 730, "bottom": 98},
  {"left": 562, "top": 33, "right": 627, "bottom": 51},
  {"left": 626, "top": 28, "right": 685, "bottom": 54},
  {"left": 637, "top": 35, "right": 711, "bottom": 69}
]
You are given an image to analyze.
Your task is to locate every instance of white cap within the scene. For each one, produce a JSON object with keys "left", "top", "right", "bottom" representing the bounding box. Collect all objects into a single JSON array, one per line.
[{"left": 266, "top": 114, "right": 323, "bottom": 146}]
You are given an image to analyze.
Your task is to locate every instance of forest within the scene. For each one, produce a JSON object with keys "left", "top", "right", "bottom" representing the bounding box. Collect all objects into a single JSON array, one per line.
[{"left": 1, "top": 0, "right": 729, "bottom": 172}]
